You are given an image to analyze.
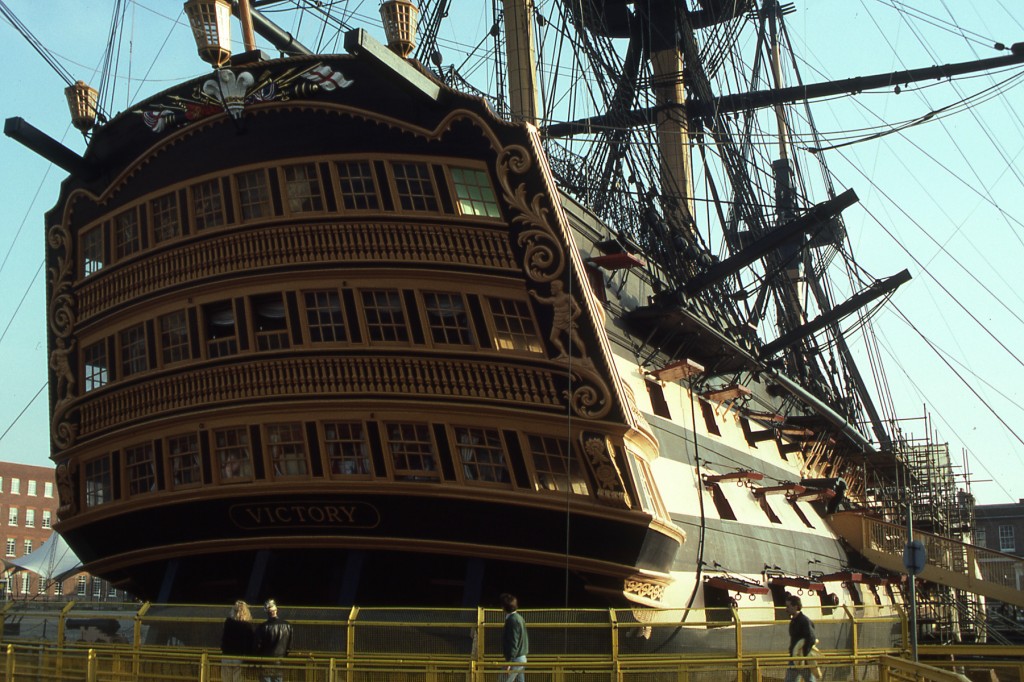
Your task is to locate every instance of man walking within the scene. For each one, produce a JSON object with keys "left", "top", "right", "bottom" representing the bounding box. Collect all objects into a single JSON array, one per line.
[
  {"left": 501, "top": 593, "right": 529, "bottom": 682},
  {"left": 785, "top": 595, "right": 817, "bottom": 682},
  {"left": 255, "top": 599, "right": 293, "bottom": 682}
]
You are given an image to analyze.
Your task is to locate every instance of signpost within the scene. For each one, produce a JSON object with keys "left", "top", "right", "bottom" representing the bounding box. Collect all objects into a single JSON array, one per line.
[{"left": 904, "top": 490, "right": 924, "bottom": 661}]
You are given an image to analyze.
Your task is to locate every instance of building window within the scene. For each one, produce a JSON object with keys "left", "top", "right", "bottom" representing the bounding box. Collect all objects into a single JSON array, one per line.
[
  {"left": 527, "top": 434, "right": 589, "bottom": 495},
  {"left": 323, "top": 422, "right": 371, "bottom": 476},
  {"left": 392, "top": 161, "right": 439, "bottom": 212},
  {"left": 10, "top": 479, "right": 20, "bottom": 495},
  {"left": 44, "top": 482, "right": 53, "bottom": 498},
  {"left": 168, "top": 434, "right": 201, "bottom": 489},
  {"left": 266, "top": 423, "right": 308, "bottom": 476},
  {"left": 999, "top": 525, "right": 1015, "bottom": 552},
  {"left": 191, "top": 178, "right": 226, "bottom": 230},
  {"left": 93, "top": 577, "right": 102, "bottom": 598},
  {"left": 385, "top": 423, "right": 439, "bottom": 481},
  {"left": 304, "top": 291, "right": 346, "bottom": 343},
  {"left": 108, "top": 584, "right": 118, "bottom": 598},
  {"left": 125, "top": 443, "right": 156, "bottom": 496},
  {"left": 215, "top": 427, "right": 253, "bottom": 482},
  {"left": 235, "top": 169, "right": 272, "bottom": 221},
  {"left": 84, "top": 456, "right": 113, "bottom": 508},
  {"left": 159, "top": 310, "right": 191, "bottom": 365},
  {"left": 114, "top": 207, "right": 141, "bottom": 260},
  {"left": 23, "top": 540, "right": 32, "bottom": 555},
  {"left": 362, "top": 290, "right": 409, "bottom": 343},
  {"left": 454, "top": 427, "right": 509, "bottom": 484},
  {"left": 83, "top": 341, "right": 109, "bottom": 391},
  {"left": 120, "top": 323, "right": 149, "bottom": 377},
  {"left": 151, "top": 192, "right": 181, "bottom": 243},
  {"left": 975, "top": 528, "right": 986, "bottom": 547},
  {"left": 27, "top": 480, "right": 37, "bottom": 496},
  {"left": 25, "top": 509, "right": 34, "bottom": 528},
  {"left": 4, "top": 539, "right": 13, "bottom": 557},
  {"left": 204, "top": 301, "right": 238, "bottom": 358},
  {"left": 451, "top": 167, "right": 501, "bottom": 218},
  {"left": 282, "top": 163, "right": 324, "bottom": 213},
  {"left": 7, "top": 507, "right": 17, "bottom": 526},
  {"left": 489, "top": 298, "right": 543, "bottom": 353},
  {"left": 77, "top": 575, "right": 87, "bottom": 596},
  {"left": 54, "top": 580, "right": 63, "bottom": 596},
  {"left": 42, "top": 510, "right": 51, "bottom": 529},
  {"left": 424, "top": 292, "right": 473, "bottom": 345},
  {"left": 21, "top": 574, "right": 30, "bottom": 595},
  {"left": 336, "top": 160, "right": 380, "bottom": 210},
  {"left": 252, "top": 294, "right": 290, "bottom": 351},
  {"left": 82, "top": 225, "right": 105, "bottom": 276}
]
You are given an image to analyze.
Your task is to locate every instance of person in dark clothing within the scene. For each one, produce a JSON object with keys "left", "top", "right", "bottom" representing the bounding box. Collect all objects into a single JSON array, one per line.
[
  {"left": 255, "top": 599, "right": 293, "bottom": 682},
  {"left": 785, "top": 595, "right": 817, "bottom": 682},
  {"left": 501, "top": 593, "right": 529, "bottom": 682},
  {"left": 220, "top": 600, "right": 255, "bottom": 682}
]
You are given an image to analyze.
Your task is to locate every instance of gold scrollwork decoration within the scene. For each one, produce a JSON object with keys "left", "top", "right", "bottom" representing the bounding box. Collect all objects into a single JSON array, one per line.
[{"left": 495, "top": 146, "right": 564, "bottom": 283}]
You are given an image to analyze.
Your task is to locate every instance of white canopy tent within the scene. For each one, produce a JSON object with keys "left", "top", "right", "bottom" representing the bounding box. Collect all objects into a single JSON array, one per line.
[{"left": 5, "top": 533, "right": 83, "bottom": 583}]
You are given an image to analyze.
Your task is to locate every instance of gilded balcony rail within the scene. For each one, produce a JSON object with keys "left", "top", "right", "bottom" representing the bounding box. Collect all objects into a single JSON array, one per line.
[{"left": 828, "top": 510, "right": 1024, "bottom": 607}]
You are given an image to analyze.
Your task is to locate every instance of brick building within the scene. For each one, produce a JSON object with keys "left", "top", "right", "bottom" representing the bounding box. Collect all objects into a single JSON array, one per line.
[
  {"left": 0, "top": 461, "right": 124, "bottom": 601},
  {"left": 975, "top": 499, "right": 1024, "bottom": 557}
]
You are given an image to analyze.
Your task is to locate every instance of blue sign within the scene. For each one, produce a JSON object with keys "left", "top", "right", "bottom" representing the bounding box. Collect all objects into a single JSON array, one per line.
[{"left": 903, "top": 540, "right": 926, "bottom": 575}]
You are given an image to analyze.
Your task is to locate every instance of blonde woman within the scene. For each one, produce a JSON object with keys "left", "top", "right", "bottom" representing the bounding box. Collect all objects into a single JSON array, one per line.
[{"left": 220, "top": 600, "right": 255, "bottom": 682}]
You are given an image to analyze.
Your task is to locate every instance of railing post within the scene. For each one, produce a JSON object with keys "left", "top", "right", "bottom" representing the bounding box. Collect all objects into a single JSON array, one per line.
[
  {"left": 731, "top": 605, "right": 742, "bottom": 658},
  {"left": 200, "top": 651, "right": 209, "bottom": 682},
  {"left": 4, "top": 643, "right": 13, "bottom": 682},
  {"left": 346, "top": 605, "right": 358, "bottom": 682},
  {"left": 609, "top": 608, "right": 619, "bottom": 663},
  {"left": 86, "top": 648, "right": 97, "bottom": 682}
]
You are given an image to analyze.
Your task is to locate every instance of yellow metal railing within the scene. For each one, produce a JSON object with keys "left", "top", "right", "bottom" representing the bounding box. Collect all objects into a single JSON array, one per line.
[
  {"left": 0, "top": 643, "right": 999, "bottom": 682},
  {"left": 829, "top": 511, "right": 1024, "bottom": 607}
]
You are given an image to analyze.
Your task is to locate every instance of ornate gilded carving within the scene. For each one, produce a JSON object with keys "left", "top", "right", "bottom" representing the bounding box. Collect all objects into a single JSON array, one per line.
[
  {"left": 528, "top": 280, "right": 587, "bottom": 362},
  {"left": 55, "top": 459, "right": 78, "bottom": 518},
  {"left": 46, "top": 222, "right": 78, "bottom": 450},
  {"left": 579, "top": 432, "right": 631, "bottom": 508},
  {"left": 624, "top": 579, "right": 666, "bottom": 603}
]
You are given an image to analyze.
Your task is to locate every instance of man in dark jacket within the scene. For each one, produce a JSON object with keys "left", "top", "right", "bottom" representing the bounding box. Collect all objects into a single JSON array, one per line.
[
  {"left": 785, "top": 595, "right": 817, "bottom": 682},
  {"left": 256, "top": 599, "right": 293, "bottom": 682},
  {"left": 501, "top": 593, "right": 529, "bottom": 682}
]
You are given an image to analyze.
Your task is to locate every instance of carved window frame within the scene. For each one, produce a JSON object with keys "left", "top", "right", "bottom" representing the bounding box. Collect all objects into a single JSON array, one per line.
[
  {"left": 150, "top": 191, "right": 182, "bottom": 243},
  {"left": 83, "top": 339, "right": 110, "bottom": 392},
  {"left": 303, "top": 290, "right": 347, "bottom": 344},
  {"left": 452, "top": 426, "right": 511, "bottom": 486},
  {"left": 422, "top": 291, "right": 474, "bottom": 347},
  {"left": 114, "top": 207, "right": 142, "bottom": 261},
  {"left": 234, "top": 168, "right": 273, "bottom": 222},
  {"left": 525, "top": 433, "right": 590, "bottom": 495},
  {"left": 383, "top": 422, "right": 440, "bottom": 482},
  {"left": 322, "top": 421, "right": 373, "bottom": 478},
  {"left": 81, "top": 223, "right": 106, "bottom": 278},
  {"left": 266, "top": 422, "right": 309, "bottom": 478},
  {"left": 335, "top": 159, "right": 381, "bottom": 211},
  {"left": 119, "top": 323, "right": 148, "bottom": 377},
  {"left": 214, "top": 426, "right": 254, "bottom": 484},
  {"left": 360, "top": 289, "right": 410, "bottom": 344},
  {"left": 281, "top": 162, "right": 326, "bottom": 215},
  {"left": 448, "top": 166, "right": 501, "bottom": 219},
  {"left": 190, "top": 178, "right": 226, "bottom": 230},
  {"left": 84, "top": 455, "right": 113, "bottom": 508},
  {"left": 389, "top": 161, "right": 440, "bottom": 213},
  {"left": 159, "top": 309, "right": 191, "bottom": 366},
  {"left": 485, "top": 296, "right": 544, "bottom": 355}
]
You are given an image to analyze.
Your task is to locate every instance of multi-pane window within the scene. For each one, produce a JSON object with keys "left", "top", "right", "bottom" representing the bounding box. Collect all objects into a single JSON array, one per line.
[
  {"left": 451, "top": 167, "right": 501, "bottom": 218},
  {"left": 385, "top": 423, "right": 439, "bottom": 481},
  {"left": 23, "top": 540, "right": 32, "bottom": 555},
  {"left": 215, "top": 427, "right": 253, "bottom": 482},
  {"left": 454, "top": 427, "right": 509, "bottom": 484},
  {"left": 999, "top": 525, "right": 1015, "bottom": 552},
  {"left": 27, "top": 481, "right": 36, "bottom": 496},
  {"left": 236, "top": 169, "right": 272, "bottom": 220},
  {"left": 267, "top": 423, "right": 308, "bottom": 476},
  {"left": 527, "top": 434, "right": 589, "bottom": 495},
  {"left": 42, "top": 511, "right": 51, "bottom": 529},
  {"left": 253, "top": 294, "right": 290, "bottom": 351},
  {"left": 323, "top": 422, "right": 372, "bottom": 476},
  {"left": 424, "top": 292, "right": 473, "bottom": 345},
  {"left": 93, "top": 577, "right": 102, "bottom": 597},
  {"left": 10, "top": 479, "right": 18, "bottom": 495},
  {"left": 489, "top": 298, "right": 543, "bottom": 353},
  {"left": 975, "top": 528, "right": 987, "bottom": 547},
  {"left": 168, "top": 434, "right": 201, "bottom": 489},
  {"left": 77, "top": 576, "right": 87, "bottom": 596},
  {"left": 82, "top": 226, "right": 105, "bottom": 276},
  {"left": 7, "top": 507, "right": 17, "bottom": 526},
  {"left": 204, "top": 301, "right": 238, "bottom": 358},
  {"left": 151, "top": 192, "right": 181, "bottom": 243},
  {"left": 119, "top": 324, "right": 148, "bottom": 377},
  {"left": 83, "top": 341, "right": 109, "bottom": 391},
  {"left": 283, "top": 163, "right": 325, "bottom": 213},
  {"left": 392, "top": 162, "right": 439, "bottom": 212},
  {"left": 84, "top": 456, "right": 113, "bottom": 508},
  {"left": 114, "top": 208, "right": 141, "bottom": 259},
  {"left": 53, "top": 580, "right": 63, "bottom": 596},
  {"left": 24, "top": 509, "right": 34, "bottom": 528},
  {"left": 21, "top": 574, "right": 30, "bottom": 594},
  {"left": 44, "top": 482, "right": 53, "bottom": 498},
  {"left": 159, "top": 310, "right": 191, "bottom": 365},
  {"left": 125, "top": 443, "right": 156, "bottom": 496},
  {"left": 192, "top": 178, "right": 226, "bottom": 230},
  {"left": 4, "top": 539, "right": 13, "bottom": 557},
  {"left": 336, "top": 160, "right": 380, "bottom": 210},
  {"left": 305, "top": 291, "right": 346, "bottom": 343},
  {"left": 362, "top": 290, "right": 408, "bottom": 343}
]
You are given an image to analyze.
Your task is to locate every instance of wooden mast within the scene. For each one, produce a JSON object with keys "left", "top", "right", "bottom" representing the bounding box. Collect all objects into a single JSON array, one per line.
[{"left": 501, "top": 0, "right": 539, "bottom": 125}]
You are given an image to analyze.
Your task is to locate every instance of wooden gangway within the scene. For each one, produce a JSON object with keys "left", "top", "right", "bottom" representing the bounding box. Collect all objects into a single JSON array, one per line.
[{"left": 828, "top": 511, "right": 1024, "bottom": 607}]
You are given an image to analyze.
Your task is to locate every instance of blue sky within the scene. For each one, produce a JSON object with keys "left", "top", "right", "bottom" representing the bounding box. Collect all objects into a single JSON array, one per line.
[{"left": 0, "top": 1, "right": 1022, "bottom": 506}]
